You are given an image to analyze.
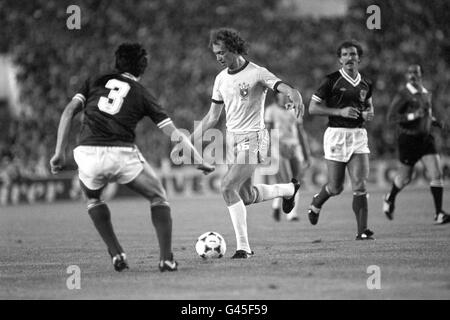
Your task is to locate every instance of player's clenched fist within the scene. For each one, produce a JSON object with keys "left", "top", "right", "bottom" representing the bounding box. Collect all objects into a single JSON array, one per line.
[{"left": 49, "top": 153, "right": 65, "bottom": 174}]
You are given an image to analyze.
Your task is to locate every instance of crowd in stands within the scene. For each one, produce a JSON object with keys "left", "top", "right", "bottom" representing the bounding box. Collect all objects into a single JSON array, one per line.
[{"left": 0, "top": 0, "right": 449, "bottom": 182}]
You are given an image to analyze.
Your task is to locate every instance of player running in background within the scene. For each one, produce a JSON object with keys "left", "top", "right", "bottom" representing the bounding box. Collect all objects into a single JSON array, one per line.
[
  {"left": 307, "top": 40, "right": 375, "bottom": 240},
  {"left": 383, "top": 64, "right": 450, "bottom": 224},
  {"left": 50, "top": 43, "right": 214, "bottom": 272},
  {"left": 172, "top": 28, "right": 304, "bottom": 258},
  {"left": 265, "top": 92, "right": 311, "bottom": 222}
]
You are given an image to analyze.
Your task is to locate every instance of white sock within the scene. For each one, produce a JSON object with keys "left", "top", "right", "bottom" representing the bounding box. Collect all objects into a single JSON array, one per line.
[
  {"left": 272, "top": 197, "right": 282, "bottom": 210},
  {"left": 227, "top": 200, "right": 251, "bottom": 253},
  {"left": 254, "top": 183, "right": 294, "bottom": 203}
]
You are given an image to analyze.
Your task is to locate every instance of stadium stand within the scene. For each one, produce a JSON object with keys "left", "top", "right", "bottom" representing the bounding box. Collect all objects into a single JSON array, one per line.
[{"left": 0, "top": 0, "right": 449, "bottom": 182}]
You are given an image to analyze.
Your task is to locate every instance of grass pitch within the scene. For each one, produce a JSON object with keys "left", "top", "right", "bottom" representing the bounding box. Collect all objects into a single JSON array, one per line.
[{"left": 1, "top": 188, "right": 449, "bottom": 300}]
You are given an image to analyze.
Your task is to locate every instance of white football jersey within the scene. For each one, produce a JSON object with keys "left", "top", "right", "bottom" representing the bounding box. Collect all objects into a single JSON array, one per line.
[{"left": 211, "top": 61, "right": 281, "bottom": 133}]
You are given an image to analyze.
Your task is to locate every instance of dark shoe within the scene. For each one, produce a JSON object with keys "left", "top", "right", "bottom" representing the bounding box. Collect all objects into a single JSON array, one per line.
[
  {"left": 356, "top": 229, "right": 375, "bottom": 240},
  {"left": 434, "top": 211, "right": 450, "bottom": 225},
  {"left": 112, "top": 253, "right": 129, "bottom": 272},
  {"left": 159, "top": 254, "right": 178, "bottom": 272},
  {"left": 308, "top": 194, "right": 321, "bottom": 225},
  {"left": 382, "top": 194, "right": 395, "bottom": 220},
  {"left": 231, "top": 250, "right": 254, "bottom": 259},
  {"left": 282, "top": 178, "right": 301, "bottom": 214},
  {"left": 273, "top": 208, "right": 281, "bottom": 222}
]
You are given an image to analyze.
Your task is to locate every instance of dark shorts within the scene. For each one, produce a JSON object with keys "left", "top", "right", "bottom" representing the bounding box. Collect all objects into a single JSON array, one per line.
[{"left": 398, "top": 133, "right": 437, "bottom": 166}]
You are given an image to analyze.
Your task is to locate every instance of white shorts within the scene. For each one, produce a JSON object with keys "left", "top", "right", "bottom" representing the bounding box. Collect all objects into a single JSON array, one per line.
[
  {"left": 323, "top": 127, "right": 370, "bottom": 163},
  {"left": 73, "top": 145, "right": 145, "bottom": 190},
  {"left": 226, "top": 130, "right": 269, "bottom": 165}
]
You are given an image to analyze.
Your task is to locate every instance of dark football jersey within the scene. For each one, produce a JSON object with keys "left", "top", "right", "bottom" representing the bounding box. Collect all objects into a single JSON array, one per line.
[
  {"left": 311, "top": 69, "right": 373, "bottom": 128},
  {"left": 73, "top": 73, "right": 171, "bottom": 146},
  {"left": 387, "top": 83, "right": 432, "bottom": 135}
]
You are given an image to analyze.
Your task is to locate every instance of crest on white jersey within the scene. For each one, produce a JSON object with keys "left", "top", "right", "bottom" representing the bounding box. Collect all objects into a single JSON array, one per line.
[{"left": 239, "top": 82, "right": 250, "bottom": 99}]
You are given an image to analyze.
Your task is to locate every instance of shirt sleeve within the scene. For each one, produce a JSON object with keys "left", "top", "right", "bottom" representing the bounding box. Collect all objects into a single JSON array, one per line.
[
  {"left": 366, "top": 80, "right": 373, "bottom": 100},
  {"left": 259, "top": 67, "right": 282, "bottom": 91},
  {"left": 211, "top": 74, "right": 224, "bottom": 104},
  {"left": 143, "top": 90, "right": 173, "bottom": 129},
  {"left": 311, "top": 76, "right": 332, "bottom": 103},
  {"left": 72, "top": 79, "right": 90, "bottom": 107}
]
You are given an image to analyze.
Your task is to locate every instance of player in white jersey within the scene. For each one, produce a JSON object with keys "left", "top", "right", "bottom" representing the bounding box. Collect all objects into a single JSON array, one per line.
[
  {"left": 265, "top": 92, "right": 311, "bottom": 222},
  {"left": 172, "top": 28, "right": 304, "bottom": 258}
]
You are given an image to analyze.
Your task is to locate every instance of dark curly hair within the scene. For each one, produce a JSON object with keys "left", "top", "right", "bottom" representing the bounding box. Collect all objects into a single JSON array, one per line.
[
  {"left": 209, "top": 28, "right": 249, "bottom": 55},
  {"left": 115, "top": 43, "right": 148, "bottom": 77},
  {"left": 336, "top": 40, "right": 363, "bottom": 57}
]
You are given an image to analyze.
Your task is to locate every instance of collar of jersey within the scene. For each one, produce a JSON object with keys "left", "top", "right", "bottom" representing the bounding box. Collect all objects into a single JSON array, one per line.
[
  {"left": 228, "top": 60, "right": 249, "bottom": 75},
  {"left": 339, "top": 68, "right": 361, "bottom": 87},
  {"left": 121, "top": 72, "right": 139, "bottom": 81},
  {"left": 406, "top": 82, "right": 428, "bottom": 94}
]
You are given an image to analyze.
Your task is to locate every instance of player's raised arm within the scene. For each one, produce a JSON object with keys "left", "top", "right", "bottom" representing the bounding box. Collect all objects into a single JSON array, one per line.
[
  {"left": 276, "top": 83, "right": 304, "bottom": 118},
  {"left": 49, "top": 99, "right": 83, "bottom": 174},
  {"left": 162, "top": 122, "right": 215, "bottom": 175}
]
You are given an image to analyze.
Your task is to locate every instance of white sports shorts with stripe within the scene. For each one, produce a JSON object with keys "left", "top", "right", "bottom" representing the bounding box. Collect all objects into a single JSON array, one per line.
[
  {"left": 226, "top": 129, "right": 269, "bottom": 165},
  {"left": 73, "top": 145, "right": 145, "bottom": 190},
  {"left": 323, "top": 127, "right": 370, "bottom": 163}
]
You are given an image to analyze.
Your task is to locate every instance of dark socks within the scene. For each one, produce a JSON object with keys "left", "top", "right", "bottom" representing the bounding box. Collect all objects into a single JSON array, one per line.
[
  {"left": 387, "top": 183, "right": 401, "bottom": 203},
  {"left": 313, "top": 185, "right": 331, "bottom": 208},
  {"left": 430, "top": 186, "right": 443, "bottom": 214},
  {"left": 151, "top": 205, "right": 173, "bottom": 261},
  {"left": 353, "top": 194, "right": 368, "bottom": 234},
  {"left": 88, "top": 202, "right": 123, "bottom": 257}
]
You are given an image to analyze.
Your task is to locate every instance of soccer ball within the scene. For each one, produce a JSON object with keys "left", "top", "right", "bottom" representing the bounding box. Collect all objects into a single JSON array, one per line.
[{"left": 195, "top": 231, "right": 226, "bottom": 259}]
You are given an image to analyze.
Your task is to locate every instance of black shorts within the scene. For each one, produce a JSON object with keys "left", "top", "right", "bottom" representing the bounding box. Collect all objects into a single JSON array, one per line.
[{"left": 398, "top": 133, "right": 437, "bottom": 166}]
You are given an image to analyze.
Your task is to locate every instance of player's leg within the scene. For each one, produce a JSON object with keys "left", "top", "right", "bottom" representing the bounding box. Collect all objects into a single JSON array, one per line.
[
  {"left": 73, "top": 146, "right": 128, "bottom": 271},
  {"left": 285, "top": 156, "right": 302, "bottom": 221},
  {"left": 347, "top": 153, "right": 374, "bottom": 239},
  {"left": 384, "top": 133, "right": 419, "bottom": 220},
  {"left": 271, "top": 157, "right": 290, "bottom": 221},
  {"left": 308, "top": 159, "right": 346, "bottom": 225},
  {"left": 421, "top": 153, "right": 450, "bottom": 224},
  {"left": 83, "top": 183, "right": 124, "bottom": 255},
  {"left": 126, "top": 161, "right": 176, "bottom": 270},
  {"left": 383, "top": 162, "right": 415, "bottom": 220},
  {"left": 221, "top": 163, "right": 257, "bottom": 257}
]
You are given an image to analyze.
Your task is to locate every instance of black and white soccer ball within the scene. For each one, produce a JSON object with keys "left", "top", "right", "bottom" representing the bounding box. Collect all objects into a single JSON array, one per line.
[{"left": 195, "top": 231, "right": 226, "bottom": 259}]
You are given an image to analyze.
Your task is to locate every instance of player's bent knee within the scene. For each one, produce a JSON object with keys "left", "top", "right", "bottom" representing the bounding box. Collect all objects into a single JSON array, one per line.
[
  {"left": 430, "top": 178, "right": 444, "bottom": 188},
  {"left": 86, "top": 199, "right": 105, "bottom": 211},
  {"left": 327, "top": 185, "right": 344, "bottom": 196}
]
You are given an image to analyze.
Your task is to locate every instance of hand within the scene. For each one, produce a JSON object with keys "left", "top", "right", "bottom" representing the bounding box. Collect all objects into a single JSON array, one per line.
[
  {"left": 196, "top": 162, "right": 215, "bottom": 175},
  {"left": 340, "top": 106, "right": 360, "bottom": 119},
  {"left": 49, "top": 152, "right": 65, "bottom": 174},
  {"left": 362, "top": 110, "right": 374, "bottom": 122},
  {"left": 285, "top": 90, "right": 304, "bottom": 118}
]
